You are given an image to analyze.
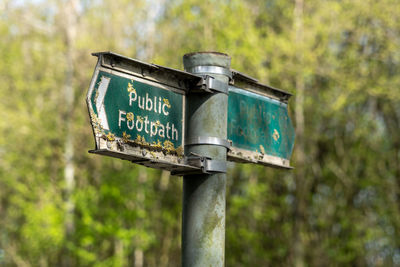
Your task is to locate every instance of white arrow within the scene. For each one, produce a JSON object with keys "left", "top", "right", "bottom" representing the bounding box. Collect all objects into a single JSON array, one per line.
[{"left": 95, "top": 76, "right": 110, "bottom": 130}]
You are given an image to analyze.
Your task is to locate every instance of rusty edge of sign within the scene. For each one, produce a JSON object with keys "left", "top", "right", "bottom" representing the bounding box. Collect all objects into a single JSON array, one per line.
[
  {"left": 231, "top": 69, "right": 292, "bottom": 103},
  {"left": 90, "top": 137, "right": 201, "bottom": 174},
  {"left": 92, "top": 51, "right": 202, "bottom": 93},
  {"left": 227, "top": 147, "right": 292, "bottom": 169}
]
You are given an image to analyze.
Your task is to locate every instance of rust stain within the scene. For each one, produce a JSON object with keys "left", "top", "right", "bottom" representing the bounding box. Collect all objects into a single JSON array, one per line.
[
  {"left": 106, "top": 132, "right": 115, "bottom": 141},
  {"left": 95, "top": 128, "right": 183, "bottom": 157},
  {"left": 176, "top": 146, "right": 183, "bottom": 157},
  {"left": 259, "top": 145, "right": 265, "bottom": 154},
  {"left": 127, "top": 82, "right": 136, "bottom": 93},
  {"left": 122, "top": 132, "right": 131, "bottom": 142},
  {"left": 90, "top": 110, "right": 106, "bottom": 136},
  {"left": 163, "top": 140, "right": 175, "bottom": 153},
  {"left": 163, "top": 98, "right": 171, "bottom": 108},
  {"left": 152, "top": 139, "right": 162, "bottom": 149},
  {"left": 93, "top": 89, "right": 99, "bottom": 106},
  {"left": 126, "top": 112, "right": 134, "bottom": 121},
  {"left": 135, "top": 134, "right": 148, "bottom": 145},
  {"left": 272, "top": 129, "right": 280, "bottom": 141}
]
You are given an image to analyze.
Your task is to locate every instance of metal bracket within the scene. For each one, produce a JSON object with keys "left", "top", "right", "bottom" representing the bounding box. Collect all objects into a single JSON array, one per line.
[
  {"left": 191, "top": 75, "right": 228, "bottom": 94},
  {"left": 185, "top": 153, "right": 227, "bottom": 174},
  {"left": 185, "top": 136, "right": 231, "bottom": 150},
  {"left": 169, "top": 151, "right": 228, "bottom": 176}
]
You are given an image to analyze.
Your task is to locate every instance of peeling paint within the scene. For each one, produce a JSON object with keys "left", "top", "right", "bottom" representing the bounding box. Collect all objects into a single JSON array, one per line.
[{"left": 272, "top": 129, "right": 280, "bottom": 141}]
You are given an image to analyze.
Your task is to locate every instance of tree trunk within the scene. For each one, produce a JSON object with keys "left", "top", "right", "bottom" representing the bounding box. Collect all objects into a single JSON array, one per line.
[
  {"left": 61, "top": 0, "right": 79, "bottom": 266},
  {"left": 292, "top": 0, "right": 307, "bottom": 266},
  {"left": 133, "top": 171, "right": 147, "bottom": 267}
]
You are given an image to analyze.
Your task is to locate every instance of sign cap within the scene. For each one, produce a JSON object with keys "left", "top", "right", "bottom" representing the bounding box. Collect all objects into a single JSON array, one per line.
[{"left": 183, "top": 51, "right": 231, "bottom": 70}]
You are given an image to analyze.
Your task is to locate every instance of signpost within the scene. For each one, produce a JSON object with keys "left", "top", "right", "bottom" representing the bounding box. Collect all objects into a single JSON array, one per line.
[{"left": 86, "top": 51, "right": 295, "bottom": 266}]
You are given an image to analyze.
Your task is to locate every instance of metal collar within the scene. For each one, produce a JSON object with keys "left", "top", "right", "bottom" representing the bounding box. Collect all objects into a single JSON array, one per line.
[
  {"left": 186, "top": 65, "right": 232, "bottom": 79},
  {"left": 185, "top": 136, "right": 231, "bottom": 150}
]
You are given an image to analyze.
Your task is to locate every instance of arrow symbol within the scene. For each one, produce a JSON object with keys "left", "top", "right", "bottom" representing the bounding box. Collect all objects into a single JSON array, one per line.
[{"left": 95, "top": 76, "right": 110, "bottom": 130}]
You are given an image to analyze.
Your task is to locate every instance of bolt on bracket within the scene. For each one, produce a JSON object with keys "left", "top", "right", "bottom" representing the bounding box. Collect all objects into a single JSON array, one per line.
[
  {"left": 191, "top": 75, "right": 229, "bottom": 94},
  {"left": 186, "top": 153, "right": 227, "bottom": 174},
  {"left": 171, "top": 152, "right": 227, "bottom": 176}
]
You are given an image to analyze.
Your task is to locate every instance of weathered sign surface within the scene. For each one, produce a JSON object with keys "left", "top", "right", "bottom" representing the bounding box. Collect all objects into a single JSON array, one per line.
[
  {"left": 89, "top": 71, "right": 183, "bottom": 149},
  {"left": 227, "top": 72, "right": 295, "bottom": 168},
  {"left": 87, "top": 52, "right": 199, "bottom": 172}
]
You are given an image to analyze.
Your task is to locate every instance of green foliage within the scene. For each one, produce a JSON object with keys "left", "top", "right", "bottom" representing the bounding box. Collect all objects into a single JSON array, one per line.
[{"left": 0, "top": 0, "right": 399, "bottom": 266}]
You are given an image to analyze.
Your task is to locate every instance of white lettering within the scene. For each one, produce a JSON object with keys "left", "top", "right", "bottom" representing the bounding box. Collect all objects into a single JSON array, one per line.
[
  {"left": 118, "top": 110, "right": 126, "bottom": 128},
  {"left": 146, "top": 93, "right": 153, "bottom": 111},
  {"left": 150, "top": 122, "right": 158, "bottom": 137},
  {"left": 127, "top": 119, "right": 134, "bottom": 130},
  {"left": 162, "top": 103, "right": 169, "bottom": 116},
  {"left": 129, "top": 91, "right": 137, "bottom": 106},
  {"left": 158, "top": 124, "right": 165, "bottom": 137},
  {"left": 172, "top": 124, "right": 178, "bottom": 141},
  {"left": 166, "top": 122, "right": 171, "bottom": 139},
  {"left": 138, "top": 96, "right": 144, "bottom": 109},
  {"left": 144, "top": 116, "right": 149, "bottom": 133},
  {"left": 136, "top": 119, "right": 143, "bottom": 132}
]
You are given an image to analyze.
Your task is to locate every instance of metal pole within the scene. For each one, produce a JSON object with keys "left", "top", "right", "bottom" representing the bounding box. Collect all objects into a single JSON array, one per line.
[{"left": 182, "top": 52, "right": 231, "bottom": 266}]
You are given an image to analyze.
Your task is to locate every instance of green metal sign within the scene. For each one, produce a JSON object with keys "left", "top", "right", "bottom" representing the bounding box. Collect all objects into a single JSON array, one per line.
[
  {"left": 227, "top": 84, "right": 295, "bottom": 168},
  {"left": 86, "top": 52, "right": 203, "bottom": 173},
  {"left": 89, "top": 70, "right": 183, "bottom": 149}
]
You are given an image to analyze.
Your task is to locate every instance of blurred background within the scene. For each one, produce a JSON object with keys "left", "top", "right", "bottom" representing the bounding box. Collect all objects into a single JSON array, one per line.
[{"left": 1, "top": 0, "right": 400, "bottom": 266}]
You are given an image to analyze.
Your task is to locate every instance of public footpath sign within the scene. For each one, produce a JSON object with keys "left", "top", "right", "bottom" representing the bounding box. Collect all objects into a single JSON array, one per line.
[
  {"left": 87, "top": 52, "right": 199, "bottom": 173},
  {"left": 87, "top": 52, "right": 295, "bottom": 172}
]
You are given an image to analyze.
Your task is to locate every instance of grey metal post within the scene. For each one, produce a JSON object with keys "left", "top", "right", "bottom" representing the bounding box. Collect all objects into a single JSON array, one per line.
[{"left": 182, "top": 52, "right": 231, "bottom": 266}]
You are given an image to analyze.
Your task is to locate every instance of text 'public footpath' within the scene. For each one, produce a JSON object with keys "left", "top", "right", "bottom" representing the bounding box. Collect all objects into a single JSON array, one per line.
[{"left": 117, "top": 82, "right": 179, "bottom": 141}]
